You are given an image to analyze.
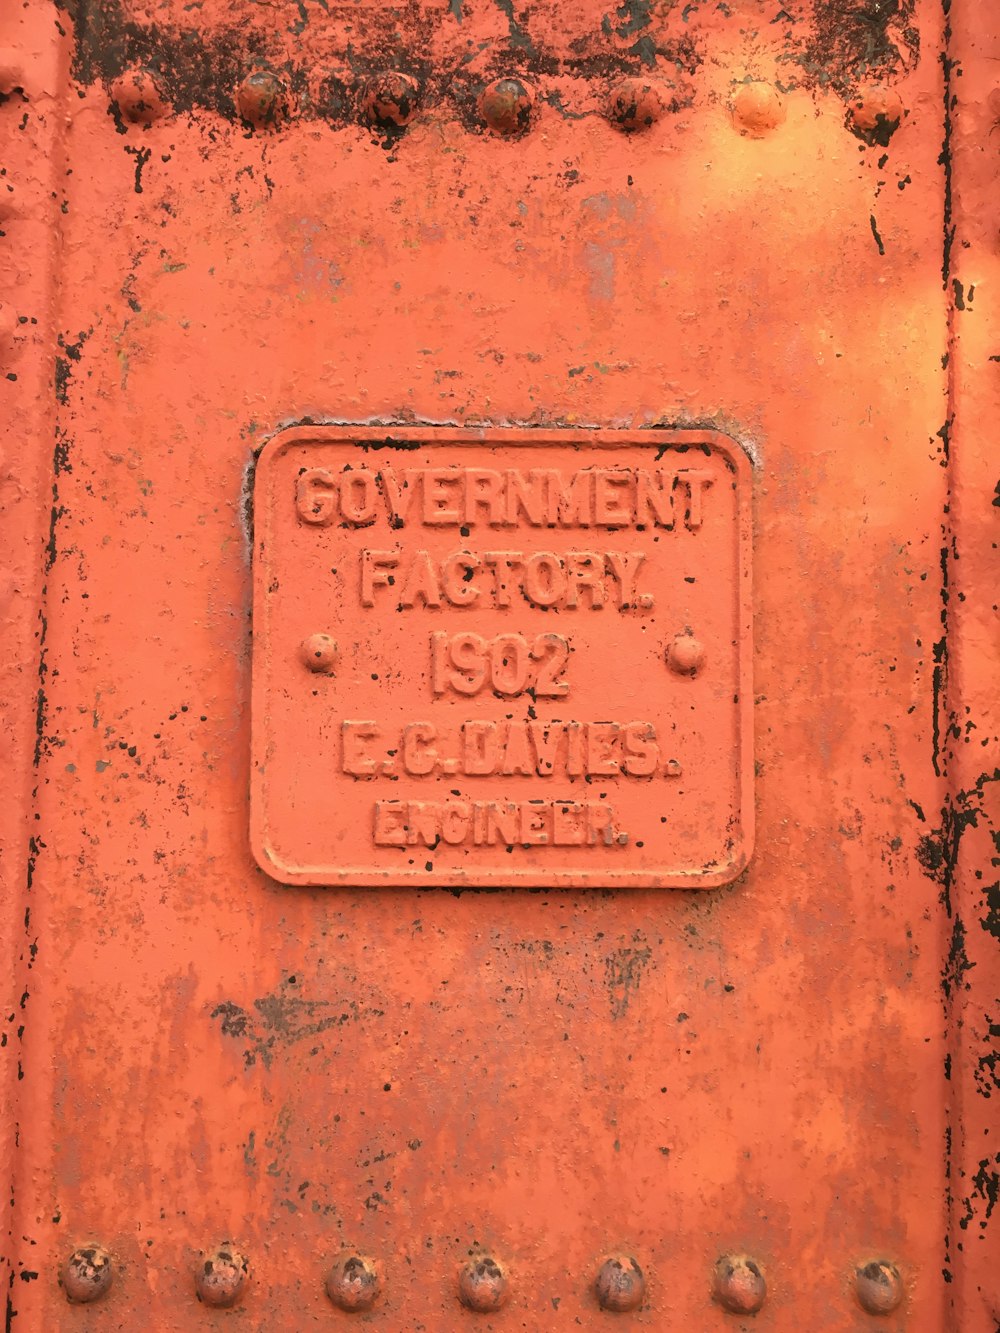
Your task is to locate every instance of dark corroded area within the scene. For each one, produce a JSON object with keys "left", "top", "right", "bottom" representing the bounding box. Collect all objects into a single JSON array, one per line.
[{"left": 58, "top": 0, "right": 916, "bottom": 126}]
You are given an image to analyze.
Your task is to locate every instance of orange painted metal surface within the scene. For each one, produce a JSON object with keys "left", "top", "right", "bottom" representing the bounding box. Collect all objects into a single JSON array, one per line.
[
  {"left": 252, "top": 426, "right": 752, "bottom": 889},
  {"left": 0, "top": 0, "right": 997, "bottom": 1330}
]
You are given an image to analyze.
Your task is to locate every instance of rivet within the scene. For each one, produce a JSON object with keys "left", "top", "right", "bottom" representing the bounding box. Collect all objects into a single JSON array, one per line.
[
  {"left": 479, "top": 78, "right": 534, "bottom": 136},
  {"left": 731, "top": 81, "right": 785, "bottom": 136},
  {"left": 0, "top": 302, "right": 19, "bottom": 350},
  {"left": 0, "top": 49, "right": 24, "bottom": 98},
  {"left": 110, "top": 68, "right": 166, "bottom": 125},
  {"left": 713, "top": 1254, "right": 766, "bottom": 1315},
  {"left": 301, "top": 633, "right": 338, "bottom": 673},
  {"left": 607, "top": 77, "right": 666, "bottom": 131},
  {"left": 457, "top": 1251, "right": 509, "bottom": 1313},
  {"left": 362, "top": 72, "right": 421, "bottom": 129},
  {"left": 850, "top": 86, "right": 903, "bottom": 145},
  {"left": 666, "top": 633, "right": 705, "bottom": 675},
  {"left": 62, "top": 1245, "right": 113, "bottom": 1305},
  {"left": 326, "top": 1252, "right": 380, "bottom": 1312},
  {"left": 195, "top": 1245, "right": 249, "bottom": 1309},
  {"left": 855, "top": 1260, "right": 903, "bottom": 1316},
  {"left": 595, "top": 1254, "right": 645, "bottom": 1312},
  {"left": 237, "top": 71, "right": 287, "bottom": 130}
]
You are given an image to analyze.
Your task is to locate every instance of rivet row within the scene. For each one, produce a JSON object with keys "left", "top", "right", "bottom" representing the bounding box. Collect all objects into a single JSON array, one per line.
[
  {"left": 60, "top": 1244, "right": 905, "bottom": 1315},
  {"left": 105, "top": 66, "right": 903, "bottom": 143}
]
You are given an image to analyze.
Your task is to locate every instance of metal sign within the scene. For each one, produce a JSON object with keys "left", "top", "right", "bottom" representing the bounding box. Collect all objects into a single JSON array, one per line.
[{"left": 251, "top": 427, "right": 752, "bottom": 887}]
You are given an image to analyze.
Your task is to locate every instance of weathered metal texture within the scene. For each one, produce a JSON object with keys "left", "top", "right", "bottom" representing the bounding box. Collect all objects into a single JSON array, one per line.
[{"left": 0, "top": 0, "right": 995, "bottom": 1330}]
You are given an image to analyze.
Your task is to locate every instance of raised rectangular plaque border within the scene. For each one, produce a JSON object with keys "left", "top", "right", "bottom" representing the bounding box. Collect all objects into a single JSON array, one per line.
[{"left": 250, "top": 426, "right": 754, "bottom": 889}]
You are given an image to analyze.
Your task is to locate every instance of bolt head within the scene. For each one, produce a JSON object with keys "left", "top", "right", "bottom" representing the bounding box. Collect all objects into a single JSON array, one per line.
[
  {"left": 326, "top": 1252, "right": 380, "bottom": 1312},
  {"left": 480, "top": 78, "right": 534, "bottom": 135},
  {"left": 195, "top": 1245, "right": 249, "bottom": 1309},
  {"left": 713, "top": 1254, "right": 766, "bottom": 1315},
  {"left": 62, "top": 1245, "right": 113, "bottom": 1304},
  {"left": 732, "top": 81, "right": 785, "bottom": 135},
  {"left": 855, "top": 1260, "right": 903, "bottom": 1315},
  {"left": 301, "top": 633, "right": 338, "bottom": 673},
  {"left": 608, "top": 77, "right": 666, "bottom": 131},
  {"left": 362, "top": 72, "right": 421, "bottom": 128},
  {"left": 458, "top": 1251, "right": 508, "bottom": 1312},
  {"left": 666, "top": 634, "right": 705, "bottom": 675},
  {"left": 595, "top": 1254, "right": 645, "bottom": 1312},
  {"left": 111, "top": 68, "right": 166, "bottom": 125},
  {"left": 237, "top": 71, "right": 287, "bottom": 130}
]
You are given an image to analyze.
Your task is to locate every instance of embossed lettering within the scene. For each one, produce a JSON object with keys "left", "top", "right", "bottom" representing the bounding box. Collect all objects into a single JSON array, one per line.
[
  {"left": 312, "top": 465, "right": 715, "bottom": 530},
  {"left": 372, "top": 799, "right": 622, "bottom": 847},
  {"left": 296, "top": 467, "right": 338, "bottom": 525},
  {"left": 431, "top": 632, "right": 569, "bottom": 698},
  {"left": 361, "top": 549, "right": 651, "bottom": 611},
  {"left": 342, "top": 721, "right": 381, "bottom": 776}
]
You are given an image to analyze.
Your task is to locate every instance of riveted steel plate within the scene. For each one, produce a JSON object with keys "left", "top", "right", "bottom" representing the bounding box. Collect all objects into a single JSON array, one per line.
[{"left": 251, "top": 426, "right": 752, "bottom": 887}]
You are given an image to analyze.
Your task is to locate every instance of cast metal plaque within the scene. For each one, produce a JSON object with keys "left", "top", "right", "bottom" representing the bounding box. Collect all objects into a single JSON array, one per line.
[{"left": 251, "top": 427, "right": 752, "bottom": 887}]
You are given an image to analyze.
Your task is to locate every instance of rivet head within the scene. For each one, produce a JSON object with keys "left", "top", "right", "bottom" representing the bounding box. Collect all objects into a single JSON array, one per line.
[
  {"left": 713, "top": 1255, "right": 766, "bottom": 1315},
  {"left": 608, "top": 77, "right": 666, "bottom": 131},
  {"left": 110, "top": 68, "right": 165, "bottom": 125},
  {"left": 850, "top": 86, "right": 903, "bottom": 145},
  {"left": 362, "top": 72, "right": 421, "bottom": 128},
  {"left": 326, "top": 1252, "right": 380, "bottom": 1312},
  {"left": 301, "top": 633, "right": 338, "bottom": 673},
  {"left": 479, "top": 78, "right": 534, "bottom": 135},
  {"left": 666, "top": 633, "right": 705, "bottom": 675},
  {"left": 62, "top": 1245, "right": 113, "bottom": 1304},
  {"left": 855, "top": 1260, "right": 903, "bottom": 1315},
  {"left": 0, "top": 301, "right": 19, "bottom": 348},
  {"left": 595, "top": 1254, "right": 645, "bottom": 1312},
  {"left": 0, "top": 49, "right": 24, "bottom": 98},
  {"left": 732, "top": 81, "right": 785, "bottom": 135},
  {"left": 237, "top": 71, "right": 287, "bottom": 130},
  {"left": 458, "top": 1251, "right": 508, "bottom": 1312},
  {"left": 195, "top": 1245, "right": 249, "bottom": 1309}
]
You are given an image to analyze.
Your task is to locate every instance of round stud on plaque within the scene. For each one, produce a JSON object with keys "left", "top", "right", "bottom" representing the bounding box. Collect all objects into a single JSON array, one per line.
[
  {"left": 855, "top": 1260, "right": 903, "bottom": 1315},
  {"left": 237, "top": 70, "right": 287, "bottom": 130},
  {"left": 849, "top": 86, "right": 903, "bottom": 145},
  {"left": 326, "top": 1252, "right": 380, "bottom": 1312},
  {"left": 666, "top": 633, "right": 705, "bottom": 676},
  {"left": 607, "top": 77, "right": 666, "bottom": 131},
  {"left": 300, "top": 633, "right": 338, "bottom": 673},
  {"left": 194, "top": 1244, "right": 249, "bottom": 1308},
  {"left": 62, "top": 1245, "right": 114, "bottom": 1304},
  {"left": 595, "top": 1254, "right": 646, "bottom": 1312},
  {"left": 362, "top": 71, "right": 421, "bottom": 128},
  {"left": 110, "top": 68, "right": 167, "bottom": 125},
  {"left": 712, "top": 1254, "right": 766, "bottom": 1315},
  {"left": 458, "top": 1250, "right": 509, "bottom": 1312},
  {"left": 479, "top": 78, "right": 534, "bottom": 136},
  {"left": 731, "top": 81, "right": 785, "bottom": 136}
]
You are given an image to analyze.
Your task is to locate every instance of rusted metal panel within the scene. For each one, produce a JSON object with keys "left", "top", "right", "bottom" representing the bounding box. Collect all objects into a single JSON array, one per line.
[
  {"left": 251, "top": 426, "right": 752, "bottom": 889},
  {"left": 0, "top": 0, "right": 996, "bottom": 1329}
]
